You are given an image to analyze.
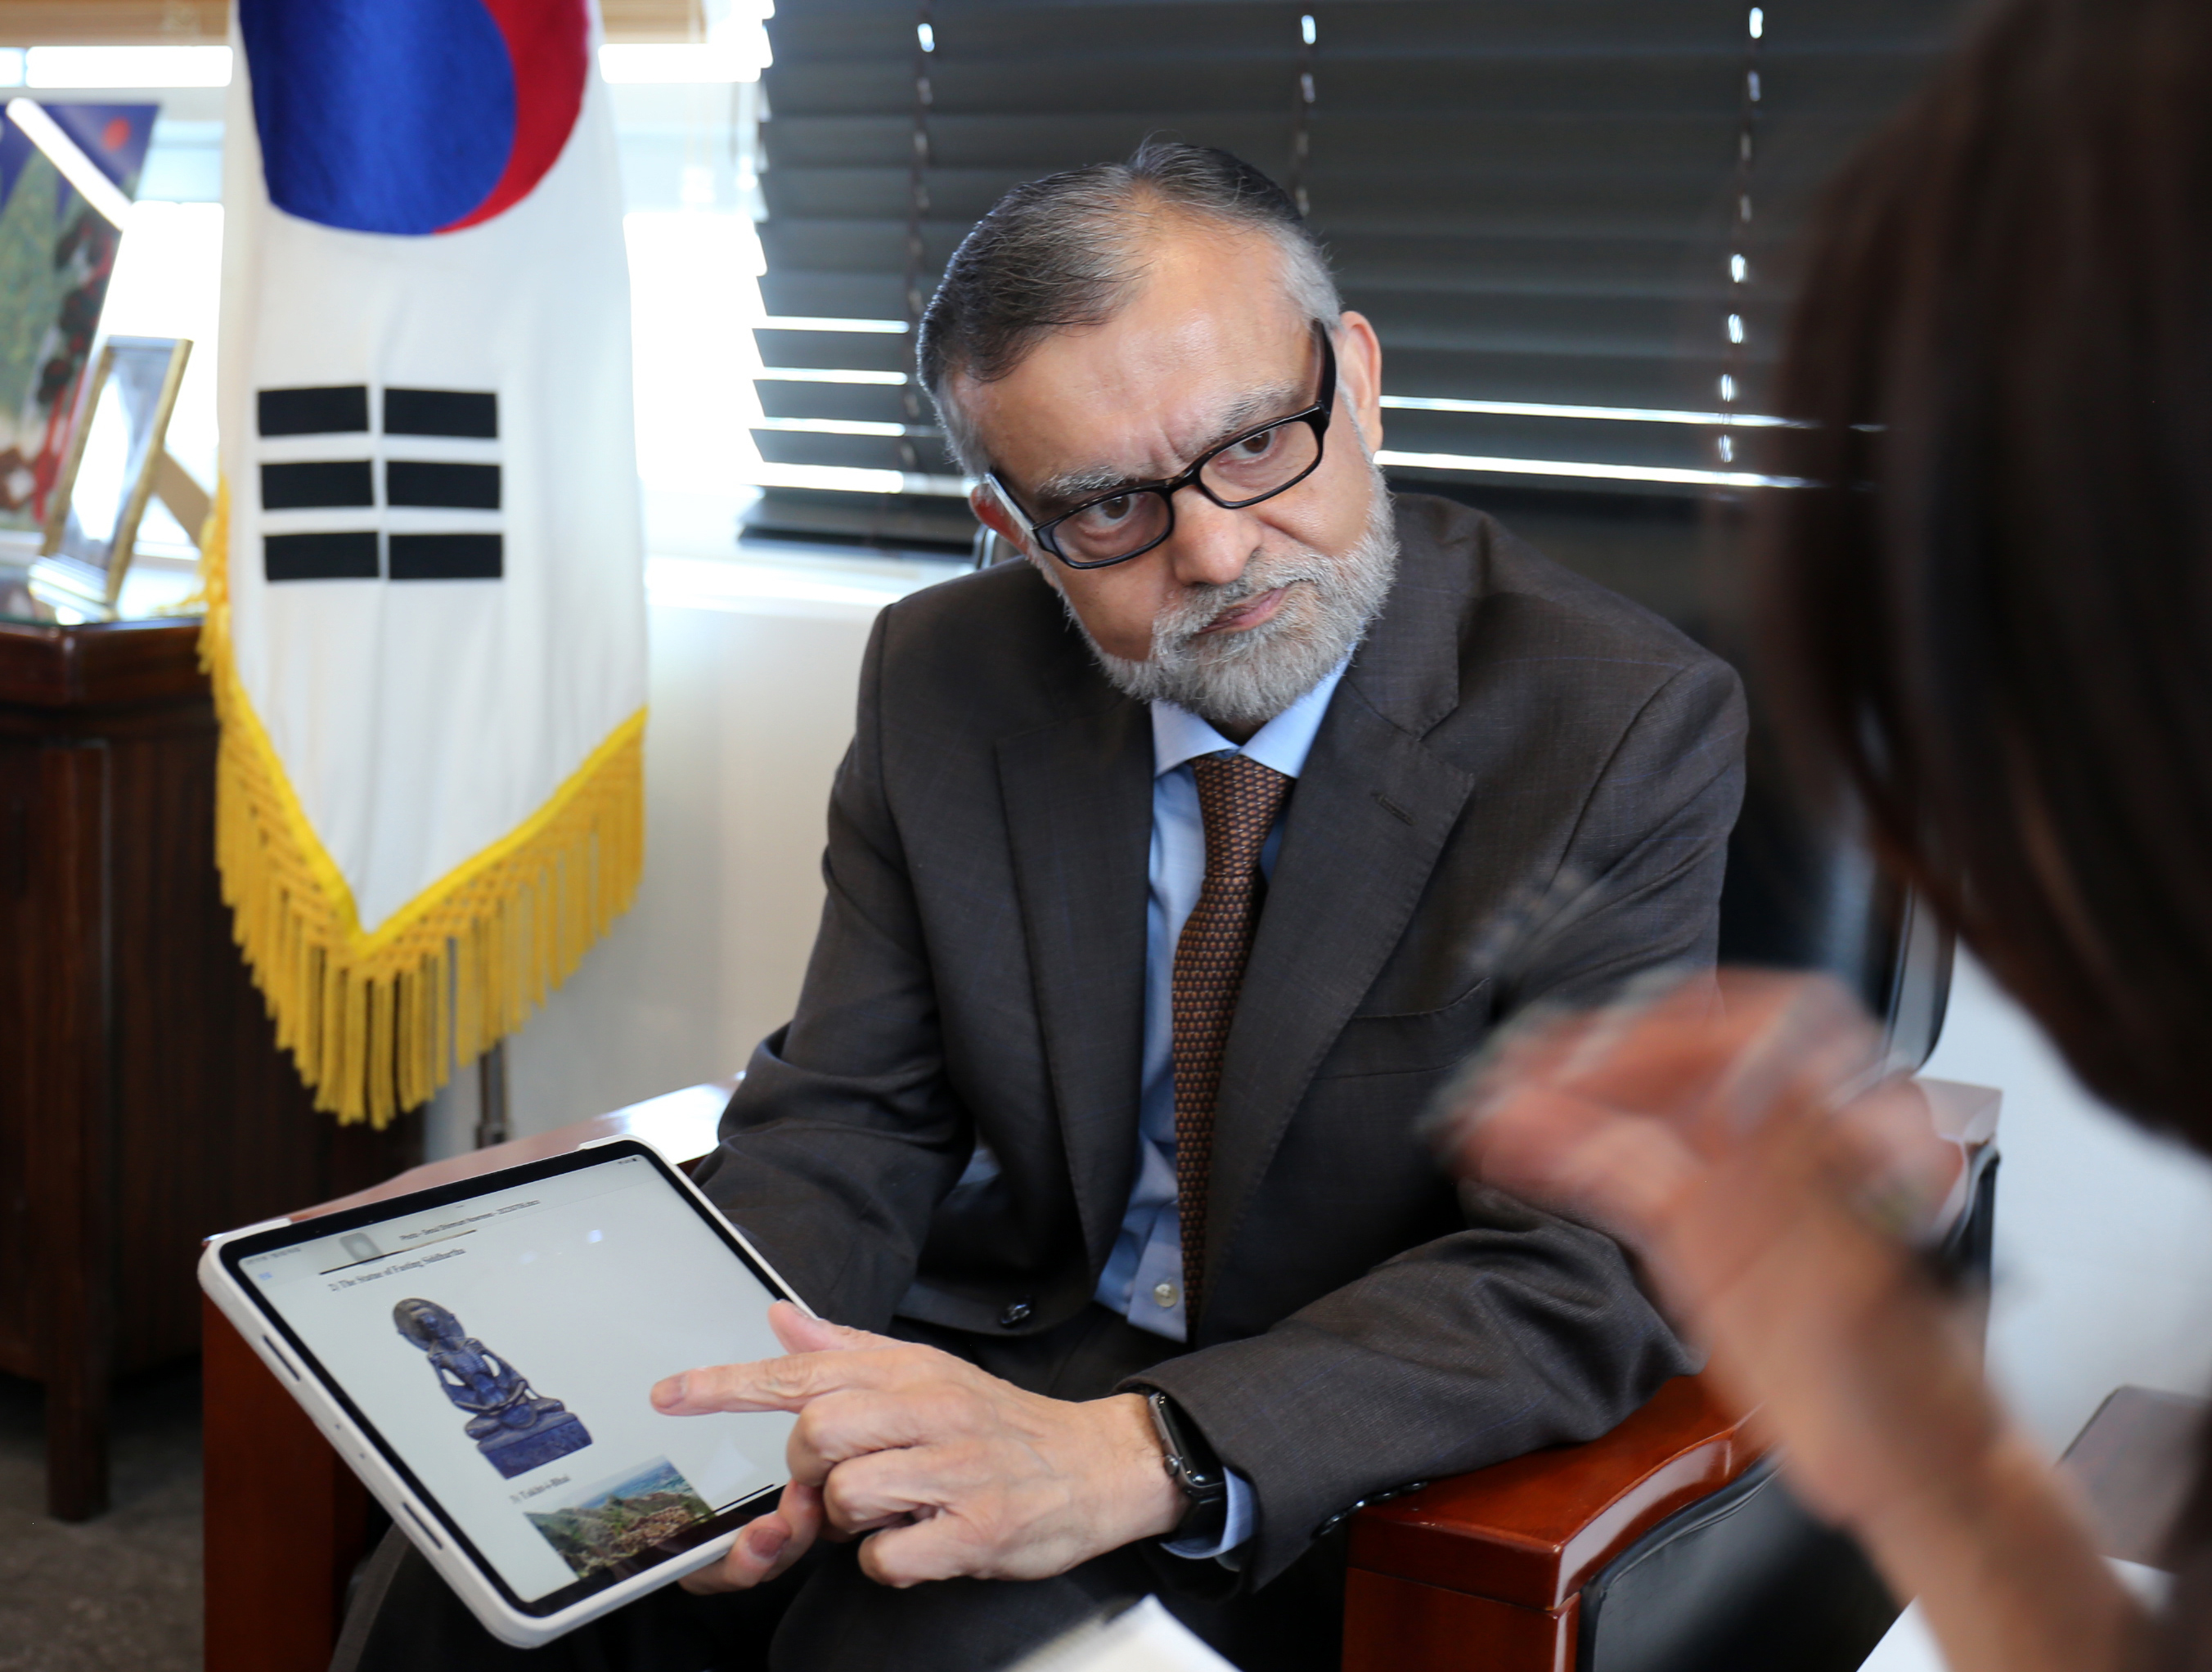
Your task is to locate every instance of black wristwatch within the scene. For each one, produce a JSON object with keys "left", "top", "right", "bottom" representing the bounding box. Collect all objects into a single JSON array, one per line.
[{"left": 1144, "top": 1390, "right": 1230, "bottom": 1547}]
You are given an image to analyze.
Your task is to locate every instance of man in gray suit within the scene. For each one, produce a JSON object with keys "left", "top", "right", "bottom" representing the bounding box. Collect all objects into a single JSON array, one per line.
[{"left": 338, "top": 142, "right": 1741, "bottom": 1672}]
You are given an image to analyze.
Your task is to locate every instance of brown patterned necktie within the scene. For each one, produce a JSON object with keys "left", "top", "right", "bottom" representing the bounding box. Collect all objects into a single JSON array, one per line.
[{"left": 1172, "top": 752, "right": 1293, "bottom": 1325}]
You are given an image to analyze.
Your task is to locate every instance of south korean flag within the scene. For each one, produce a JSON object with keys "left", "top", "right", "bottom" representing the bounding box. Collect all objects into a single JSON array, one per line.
[{"left": 205, "top": 0, "right": 647, "bottom": 1126}]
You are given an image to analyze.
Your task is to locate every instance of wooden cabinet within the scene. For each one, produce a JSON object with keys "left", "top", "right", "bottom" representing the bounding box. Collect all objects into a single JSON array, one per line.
[{"left": 0, "top": 618, "right": 418, "bottom": 1521}]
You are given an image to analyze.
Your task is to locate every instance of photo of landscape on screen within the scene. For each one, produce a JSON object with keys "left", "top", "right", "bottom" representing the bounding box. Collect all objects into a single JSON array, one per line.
[{"left": 524, "top": 1456, "right": 715, "bottom": 1580}]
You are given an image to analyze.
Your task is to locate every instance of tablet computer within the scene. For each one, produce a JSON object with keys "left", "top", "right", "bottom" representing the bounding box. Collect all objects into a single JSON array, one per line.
[{"left": 198, "top": 1138, "right": 805, "bottom": 1647}]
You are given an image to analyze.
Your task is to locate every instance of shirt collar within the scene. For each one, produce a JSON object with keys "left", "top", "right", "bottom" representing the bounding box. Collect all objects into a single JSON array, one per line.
[{"left": 1149, "top": 657, "right": 1350, "bottom": 781}]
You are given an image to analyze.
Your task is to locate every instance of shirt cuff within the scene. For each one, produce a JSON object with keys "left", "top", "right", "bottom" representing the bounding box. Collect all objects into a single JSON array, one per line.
[{"left": 1161, "top": 1467, "right": 1254, "bottom": 1562}]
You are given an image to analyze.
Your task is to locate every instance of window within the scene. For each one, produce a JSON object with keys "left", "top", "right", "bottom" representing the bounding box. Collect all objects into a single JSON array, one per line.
[{"left": 746, "top": 0, "right": 1971, "bottom": 557}]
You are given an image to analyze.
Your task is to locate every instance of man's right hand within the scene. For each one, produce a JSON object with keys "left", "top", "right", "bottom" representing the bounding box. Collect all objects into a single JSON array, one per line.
[{"left": 659, "top": 1301, "right": 1184, "bottom": 1591}]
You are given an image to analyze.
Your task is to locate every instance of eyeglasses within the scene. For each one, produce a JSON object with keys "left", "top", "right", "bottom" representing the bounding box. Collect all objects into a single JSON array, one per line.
[{"left": 987, "top": 325, "right": 1338, "bottom": 570}]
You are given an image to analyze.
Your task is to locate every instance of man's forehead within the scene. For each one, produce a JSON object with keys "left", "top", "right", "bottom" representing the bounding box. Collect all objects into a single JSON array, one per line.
[{"left": 964, "top": 236, "right": 1315, "bottom": 492}]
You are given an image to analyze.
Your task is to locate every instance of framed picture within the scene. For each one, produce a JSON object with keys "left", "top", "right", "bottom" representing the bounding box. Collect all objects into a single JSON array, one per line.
[
  {"left": 32, "top": 335, "right": 196, "bottom": 615},
  {"left": 0, "top": 101, "right": 157, "bottom": 537}
]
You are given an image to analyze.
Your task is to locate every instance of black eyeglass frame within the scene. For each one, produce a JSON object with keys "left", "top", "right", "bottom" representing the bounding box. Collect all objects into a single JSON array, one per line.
[{"left": 986, "top": 324, "right": 1338, "bottom": 571}]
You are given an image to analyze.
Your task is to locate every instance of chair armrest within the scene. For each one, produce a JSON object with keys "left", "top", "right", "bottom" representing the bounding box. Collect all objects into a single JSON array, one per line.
[
  {"left": 1347, "top": 1374, "right": 1763, "bottom": 1611},
  {"left": 1345, "top": 1076, "right": 1997, "bottom": 1620}
]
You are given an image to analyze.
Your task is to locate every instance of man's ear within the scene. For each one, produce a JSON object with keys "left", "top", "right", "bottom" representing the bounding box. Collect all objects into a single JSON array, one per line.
[
  {"left": 1335, "top": 310, "right": 1386, "bottom": 456},
  {"left": 969, "top": 486, "right": 1031, "bottom": 557}
]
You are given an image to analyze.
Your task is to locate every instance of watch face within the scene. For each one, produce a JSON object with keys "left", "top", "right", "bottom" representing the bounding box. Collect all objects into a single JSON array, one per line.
[{"left": 1147, "top": 1392, "right": 1225, "bottom": 1499}]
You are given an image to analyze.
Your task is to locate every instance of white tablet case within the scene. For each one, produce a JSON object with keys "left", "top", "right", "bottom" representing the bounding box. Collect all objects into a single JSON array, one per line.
[{"left": 198, "top": 1140, "right": 805, "bottom": 1649}]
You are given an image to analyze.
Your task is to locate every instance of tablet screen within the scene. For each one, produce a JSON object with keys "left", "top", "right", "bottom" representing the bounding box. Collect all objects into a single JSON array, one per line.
[{"left": 223, "top": 1145, "right": 799, "bottom": 1615}]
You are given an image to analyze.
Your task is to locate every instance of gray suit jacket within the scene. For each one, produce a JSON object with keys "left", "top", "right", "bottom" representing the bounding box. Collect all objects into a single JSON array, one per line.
[{"left": 693, "top": 493, "right": 1746, "bottom": 1587}]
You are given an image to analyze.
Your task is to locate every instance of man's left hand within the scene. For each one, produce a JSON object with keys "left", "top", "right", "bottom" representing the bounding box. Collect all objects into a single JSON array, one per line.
[{"left": 653, "top": 1302, "right": 1185, "bottom": 1589}]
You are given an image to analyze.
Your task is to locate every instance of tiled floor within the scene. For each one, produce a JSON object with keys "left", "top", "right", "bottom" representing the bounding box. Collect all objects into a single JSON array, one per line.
[{"left": 0, "top": 1366, "right": 201, "bottom": 1672}]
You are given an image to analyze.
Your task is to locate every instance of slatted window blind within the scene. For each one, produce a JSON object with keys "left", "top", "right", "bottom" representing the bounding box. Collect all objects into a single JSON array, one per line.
[{"left": 748, "top": 0, "right": 1968, "bottom": 551}]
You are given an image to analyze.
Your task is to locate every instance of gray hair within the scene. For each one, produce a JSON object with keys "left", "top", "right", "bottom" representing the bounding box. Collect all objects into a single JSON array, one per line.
[{"left": 916, "top": 141, "right": 1342, "bottom": 477}]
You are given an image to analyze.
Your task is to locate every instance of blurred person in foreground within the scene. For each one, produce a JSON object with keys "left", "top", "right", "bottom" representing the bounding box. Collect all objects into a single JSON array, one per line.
[{"left": 1434, "top": 1, "right": 2212, "bottom": 1669}]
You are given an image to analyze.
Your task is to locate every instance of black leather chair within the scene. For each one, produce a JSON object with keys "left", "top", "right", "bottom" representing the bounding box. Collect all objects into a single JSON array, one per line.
[
  {"left": 1348, "top": 732, "right": 1985, "bottom": 1672},
  {"left": 1569, "top": 690, "right": 1982, "bottom": 1672}
]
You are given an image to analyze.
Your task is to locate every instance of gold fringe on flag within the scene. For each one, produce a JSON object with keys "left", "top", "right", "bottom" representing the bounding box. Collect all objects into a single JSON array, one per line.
[{"left": 196, "top": 484, "right": 646, "bottom": 1127}]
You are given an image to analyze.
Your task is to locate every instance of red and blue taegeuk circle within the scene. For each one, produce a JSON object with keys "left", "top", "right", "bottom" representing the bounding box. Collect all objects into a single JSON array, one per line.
[{"left": 240, "top": 0, "right": 587, "bottom": 236}]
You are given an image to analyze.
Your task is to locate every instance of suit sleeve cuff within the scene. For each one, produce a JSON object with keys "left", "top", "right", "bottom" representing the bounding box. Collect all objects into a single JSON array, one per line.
[{"left": 1160, "top": 1467, "right": 1253, "bottom": 1563}]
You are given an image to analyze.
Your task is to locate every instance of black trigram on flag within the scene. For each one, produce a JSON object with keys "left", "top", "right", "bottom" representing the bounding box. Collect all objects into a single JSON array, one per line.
[{"left": 257, "top": 385, "right": 504, "bottom": 582}]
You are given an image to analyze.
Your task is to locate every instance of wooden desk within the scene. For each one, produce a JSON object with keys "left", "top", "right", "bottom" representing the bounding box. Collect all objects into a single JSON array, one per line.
[{"left": 0, "top": 619, "right": 418, "bottom": 1520}]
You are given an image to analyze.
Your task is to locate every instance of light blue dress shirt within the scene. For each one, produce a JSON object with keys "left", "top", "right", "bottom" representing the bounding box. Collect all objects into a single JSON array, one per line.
[{"left": 1095, "top": 658, "right": 1349, "bottom": 1560}]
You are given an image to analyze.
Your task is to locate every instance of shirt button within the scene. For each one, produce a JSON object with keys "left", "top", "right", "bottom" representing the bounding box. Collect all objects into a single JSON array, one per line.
[
  {"left": 1153, "top": 1281, "right": 1178, "bottom": 1309},
  {"left": 998, "top": 1298, "right": 1032, "bottom": 1328}
]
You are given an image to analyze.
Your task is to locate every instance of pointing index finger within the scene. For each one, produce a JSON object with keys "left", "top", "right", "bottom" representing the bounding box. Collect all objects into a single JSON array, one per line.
[{"left": 651, "top": 1347, "right": 898, "bottom": 1416}]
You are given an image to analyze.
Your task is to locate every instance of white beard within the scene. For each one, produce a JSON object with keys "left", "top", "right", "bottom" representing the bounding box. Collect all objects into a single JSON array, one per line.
[{"left": 1063, "top": 468, "right": 1400, "bottom": 735}]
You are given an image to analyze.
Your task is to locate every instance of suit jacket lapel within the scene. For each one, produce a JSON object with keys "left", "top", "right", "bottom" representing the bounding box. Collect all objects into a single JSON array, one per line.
[
  {"left": 1200, "top": 511, "right": 1480, "bottom": 1304},
  {"left": 996, "top": 698, "right": 1153, "bottom": 1274}
]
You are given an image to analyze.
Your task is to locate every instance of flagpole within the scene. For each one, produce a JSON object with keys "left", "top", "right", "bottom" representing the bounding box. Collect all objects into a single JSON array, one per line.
[{"left": 475, "top": 1041, "right": 510, "bottom": 1148}]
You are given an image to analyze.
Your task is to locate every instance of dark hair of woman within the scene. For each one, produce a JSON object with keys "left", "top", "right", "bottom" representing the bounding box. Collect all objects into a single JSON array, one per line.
[
  {"left": 1758, "top": 0, "right": 2212, "bottom": 1648},
  {"left": 1761, "top": 0, "right": 2212, "bottom": 1148}
]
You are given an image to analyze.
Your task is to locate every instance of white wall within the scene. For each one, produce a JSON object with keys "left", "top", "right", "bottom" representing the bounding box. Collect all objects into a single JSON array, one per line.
[{"left": 1924, "top": 955, "right": 2212, "bottom": 1458}]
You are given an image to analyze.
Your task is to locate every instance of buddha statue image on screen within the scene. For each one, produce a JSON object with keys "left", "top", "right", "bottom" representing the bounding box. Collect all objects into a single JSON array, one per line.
[{"left": 392, "top": 1297, "right": 593, "bottom": 1479}]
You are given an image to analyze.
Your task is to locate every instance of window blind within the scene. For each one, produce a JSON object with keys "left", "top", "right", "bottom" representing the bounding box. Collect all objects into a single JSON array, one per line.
[{"left": 749, "top": 0, "right": 1969, "bottom": 551}]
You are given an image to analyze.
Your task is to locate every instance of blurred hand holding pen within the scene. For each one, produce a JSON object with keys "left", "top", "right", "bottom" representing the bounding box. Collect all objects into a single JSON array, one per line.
[
  {"left": 1433, "top": 969, "right": 1965, "bottom": 1261},
  {"left": 1428, "top": 970, "right": 2138, "bottom": 1672}
]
